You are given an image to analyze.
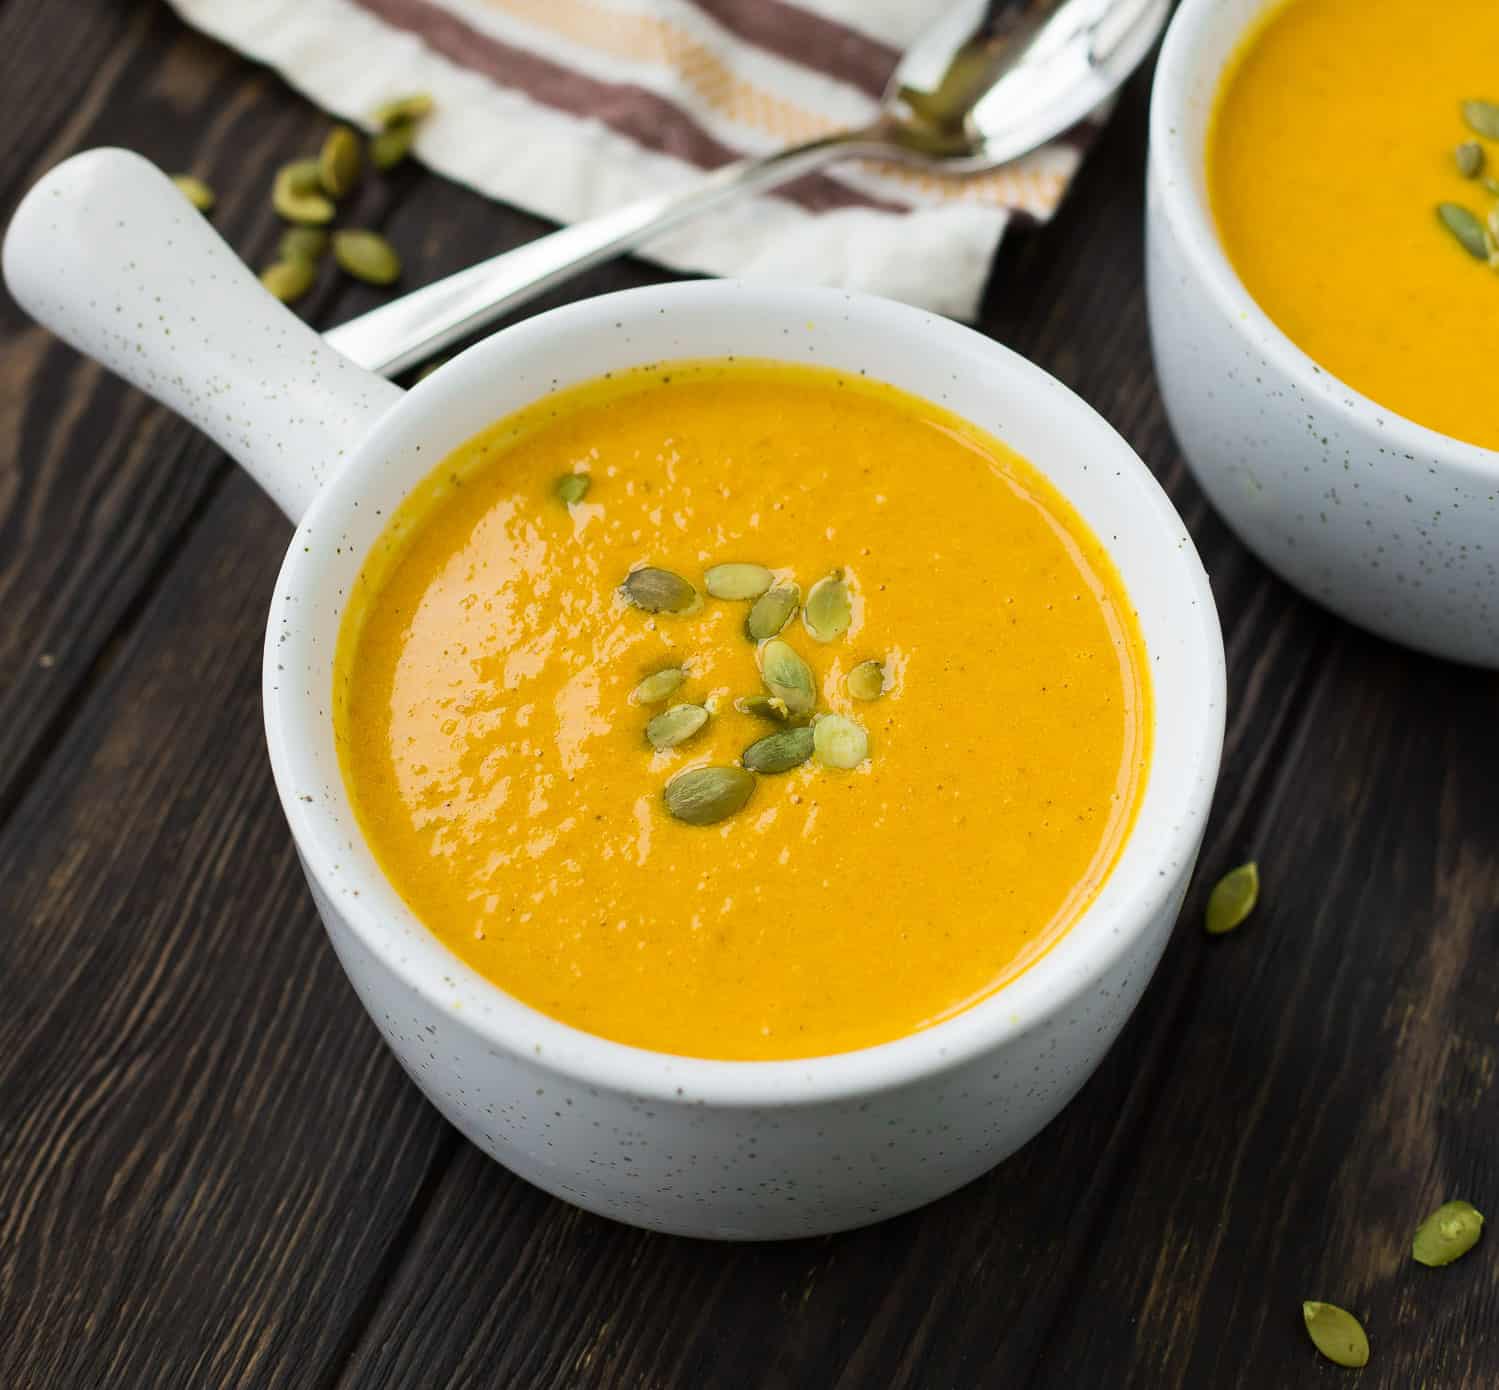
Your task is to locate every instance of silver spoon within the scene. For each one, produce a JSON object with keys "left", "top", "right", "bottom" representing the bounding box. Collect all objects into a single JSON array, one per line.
[{"left": 324, "top": 0, "right": 1168, "bottom": 378}]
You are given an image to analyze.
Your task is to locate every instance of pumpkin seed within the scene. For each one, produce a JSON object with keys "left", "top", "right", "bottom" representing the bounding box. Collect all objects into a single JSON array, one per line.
[
  {"left": 847, "top": 659, "right": 886, "bottom": 701},
  {"left": 170, "top": 174, "right": 215, "bottom": 213},
  {"left": 621, "top": 566, "right": 698, "bottom": 614},
  {"left": 1205, "top": 861, "right": 1258, "bottom": 935},
  {"left": 1456, "top": 140, "right": 1487, "bottom": 179},
  {"left": 813, "top": 713, "right": 868, "bottom": 770},
  {"left": 759, "top": 639, "right": 816, "bottom": 714},
  {"left": 1301, "top": 1302, "right": 1369, "bottom": 1369},
  {"left": 646, "top": 703, "right": 709, "bottom": 750},
  {"left": 279, "top": 226, "right": 329, "bottom": 264},
  {"left": 704, "top": 562, "right": 774, "bottom": 601},
  {"left": 1438, "top": 203, "right": 1491, "bottom": 261},
  {"left": 664, "top": 765, "right": 754, "bottom": 825},
  {"left": 273, "top": 160, "right": 335, "bottom": 225},
  {"left": 742, "top": 726, "right": 815, "bottom": 774},
  {"left": 1412, "top": 1199, "right": 1484, "bottom": 1267},
  {"left": 374, "top": 93, "right": 435, "bottom": 130},
  {"left": 555, "top": 473, "right": 590, "bottom": 506},
  {"left": 370, "top": 123, "right": 418, "bottom": 171},
  {"left": 333, "top": 229, "right": 402, "bottom": 285},
  {"left": 735, "top": 694, "right": 792, "bottom": 722},
  {"left": 1461, "top": 99, "right": 1499, "bottom": 141},
  {"left": 804, "top": 571, "right": 852, "bottom": 642},
  {"left": 319, "top": 124, "right": 362, "bottom": 199},
  {"left": 745, "top": 584, "right": 800, "bottom": 641},
  {"left": 633, "top": 668, "right": 687, "bottom": 705},
  {"left": 260, "top": 259, "right": 316, "bottom": 304}
]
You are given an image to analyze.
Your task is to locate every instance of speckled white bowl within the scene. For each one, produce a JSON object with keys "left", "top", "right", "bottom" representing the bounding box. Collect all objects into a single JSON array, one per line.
[
  {"left": 6, "top": 149, "right": 1225, "bottom": 1239},
  {"left": 1148, "top": 0, "right": 1499, "bottom": 667}
]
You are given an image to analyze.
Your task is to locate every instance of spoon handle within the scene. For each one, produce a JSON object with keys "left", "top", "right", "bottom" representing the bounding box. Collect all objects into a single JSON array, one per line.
[{"left": 323, "top": 128, "right": 883, "bottom": 378}]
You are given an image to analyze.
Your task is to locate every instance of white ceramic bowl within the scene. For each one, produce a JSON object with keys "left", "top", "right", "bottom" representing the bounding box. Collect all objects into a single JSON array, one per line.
[
  {"left": 5, "top": 149, "right": 1225, "bottom": 1239},
  {"left": 1148, "top": 0, "right": 1499, "bottom": 667}
]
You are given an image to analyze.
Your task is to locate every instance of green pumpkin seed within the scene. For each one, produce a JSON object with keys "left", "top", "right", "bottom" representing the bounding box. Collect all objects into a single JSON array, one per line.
[
  {"left": 333, "top": 229, "right": 402, "bottom": 285},
  {"left": 813, "top": 713, "right": 868, "bottom": 770},
  {"left": 704, "top": 562, "right": 774, "bottom": 601},
  {"left": 633, "top": 668, "right": 686, "bottom": 705},
  {"left": 804, "top": 571, "right": 852, "bottom": 642},
  {"left": 759, "top": 638, "right": 816, "bottom": 714},
  {"left": 735, "top": 694, "right": 792, "bottom": 721},
  {"left": 319, "top": 124, "right": 362, "bottom": 199},
  {"left": 1412, "top": 1199, "right": 1484, "bottom": 1267},
  {"left": 664, "top": 765, "right": 754, "bottom": 825},
  {"left": 743, "top": 726, "right": 815, "bottom": 774},
  {"left": 370, "top": 123, "right": 418, "bottom": 171},
  {"left": 279, "top": 226, "right": 329, "bottom": 264},
  {"left": 273, "top": 160, "right": 335, "bottom": 225},
  {"left": 646, "top": 703, "right": 709, "bottom": 750},
  {"left": 745, "top": 584, "right": 800, "bottom": 641},
  {"left": 847, "top": 659, "right": 886, "bottom": 701},
  {"left": 1301, "top": 1302, "right": 1369, "bottom": 1369},
  {"left": 555, "top": 473, "right": 590, "bottom": 506},
  {"left": 374, "top": 93, "right": 435, "bottom": 130},
  {"left": 1456, "top": 140, "right": 1487, "bottom": 179},
  {"left": 621, "top": 566, "right": 698, "bottom": 614},
  {"left": 260, "top": 259, "right": 316, "bottom": 304},
  {"left": 1438, "top": 203, "right": 1491, "bottom": 261},
  {"left": 171, "top": 174, "right": 215, "bottom": 213},
  {"left": 1205, "top": 861, "right": 1258, "bottom": 936},
  {"left": 1461, "top": 99, "right": 1499, "bottom": 141}
]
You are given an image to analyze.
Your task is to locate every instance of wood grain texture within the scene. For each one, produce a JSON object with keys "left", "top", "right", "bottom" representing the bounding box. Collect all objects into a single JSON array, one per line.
[{"left": 1, "top": 1, "right": 1495, "bottom": 1387}]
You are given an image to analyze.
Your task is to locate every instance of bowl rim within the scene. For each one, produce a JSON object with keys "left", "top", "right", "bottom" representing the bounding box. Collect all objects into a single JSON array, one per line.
[
  {"left": 1150, "top": 0, "right": 1499, "bottom": 481},
  {"left": 263, "top": 281, "right": 1226, "bottom": 1109}
]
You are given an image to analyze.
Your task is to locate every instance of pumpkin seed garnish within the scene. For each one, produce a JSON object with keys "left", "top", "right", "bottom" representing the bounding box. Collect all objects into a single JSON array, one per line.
[
  {"left": 1301, "top": 1302, "right": 1369, "bottom": 1369},
  {"left": 1456, "top": 140, "right": 1487, "bottom": 179},
  {"left": 260, "top": 259, "right": 317, "bottom": 304},
  {"left": 847, "top": 659, "right": 886, "bottom": 702},
  {"left": 646, "top": 703, "right": 709, "bottom": 750},
  {"left": 370, "top": 123, "right": 418, "bottom": 171},
  {"left": 279, "top": 226, "right": 329, "bottom": 264},
  {"left": 555, "top": 472, "right": 590, "bottom": 506},
  {"left": 634, "top": 668, "right": 687, "bottom": 705},
  {"left": 318, "top": 124, "right": 362, "bottom": 199},
  {"left": 621, "top": 566, "right": 698, "bottom": 614},
  {"left": 813, "top": 713, "right": 868, "bottom": 770},
  {"left": 1461, "top": 99, "right": 1499, "bottom": 141},
  {"left": 272, "top": 160, "right": 335, "bottom": 226},
  {"left": 1412, "top": 1199, "right": 1484, "bottom": 1267},
  {"left": 374, "top": 93, "right": 436, "bottom": 130},
  {"left": 1205, "top": 861, "right": 1258, "bottom": 935},
  {"left": 704, "top": 562, "right": 774, "bottom": 601},
  {"left": 664, "top": 765, "right": 754, "bottom": 825},
  {"left": 170, "top": 174, "right": 215, "bottom": 213},
  {"left": 1438, "top": 203, "right": 1492, "bottom": 261},
  {"left": 333, "top": 229, "right": 402, "bottom": 285},
  {"left": 804, "top": 570, "right": 852, "bottom": 642},
  {"left": 746, "top": 584, "right": 800, "bottom": 641},
  {"left": 759, "top": 638, "right": 816, "bottom": 715},
  {"left": 735, "top": 694, "right": 792, "bottom": 721},
  {"left": 742, "top": 726, "right": 815, "bottom": 774}
]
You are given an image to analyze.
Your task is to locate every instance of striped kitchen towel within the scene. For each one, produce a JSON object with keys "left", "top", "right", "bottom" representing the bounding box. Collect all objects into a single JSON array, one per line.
[{"left": 167, "top": 0, "right": 1105, "bottom": 319}]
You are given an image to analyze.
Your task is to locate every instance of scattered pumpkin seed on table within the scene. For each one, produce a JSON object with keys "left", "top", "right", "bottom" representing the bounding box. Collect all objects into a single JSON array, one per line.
[
  {"left": 318, "top": 124, "right": 362, "bottom": 199},
  {"left": 334, "top": 229, "right": 402, "bottom": 285},
  {"left": 1205, "top": 861, "right": 1258, "bottom": 935},
  {"left": 621, "top": 566, "right": 698, "bottom": 614},
  {"left": 813, "top": 714, "right": 868, "bottom": 770},
  {"left": 1438, "top": 202, "right": 1492, "bottom": 261},
  {"left": 746, "top": 583, "right": 800, "bottom": 641},
  {"left": 646, "top": 704, "right": 709, "bottom": 750},
  {"left": 742, "top": 727, "right": 815, "bottom": 775},
  {"left": 633, "top": 668, "right": 686, "bottom": 705},
  {"left": 1301, "top": 1302, "right": 1369, "bottom": 1369},
  {"left": 260, "top": 259, "right": 316, "bottom": 304},
  {"left": 704, "top": 562, "right": 774, "bottom": 601},
  {"left": 847, "top": 659, "right": 886, "bottom": 701},
  {"left": 804, "top": 570, "right": 852, "bottom": 642},
  {"left": 279, "top": 226, "right": 329, "bottom": 264},
  {"left": 370, "top": 124, "right": 418, "bottom": 171},
  {"left": 272, "top": 159, "right": 335, "bottom": 225},
  {"left": 554, "top": 472, "right": 590, "bottom": 506},
  {"left": 374, "top": 93, "right": 436, "bottom": 129},
  {"left": 664, "top": 765, "right": 754, "bottom": 825},
  {"left": 170, "top": 173, "right": 215, "bottom": 212},
  {"left": 759, "top": 638, "right": 816, "bottom": 714},
  {"left": 1412, "top": 1199, "right": 1484, "bottom": 1266}
]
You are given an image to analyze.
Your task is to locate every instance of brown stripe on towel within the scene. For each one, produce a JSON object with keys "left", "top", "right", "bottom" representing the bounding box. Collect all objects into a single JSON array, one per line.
[{"left": 353, "top": 0, "right": 911, "bottom": 216}]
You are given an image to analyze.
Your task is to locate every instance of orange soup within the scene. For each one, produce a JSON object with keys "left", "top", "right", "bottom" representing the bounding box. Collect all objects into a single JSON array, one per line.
[
  {"left": 334, "top": 362, "right": 1150, "bottom": 1060},
  {"left": 1209, "top": 0, "right": 1499, "bottom": 450}
]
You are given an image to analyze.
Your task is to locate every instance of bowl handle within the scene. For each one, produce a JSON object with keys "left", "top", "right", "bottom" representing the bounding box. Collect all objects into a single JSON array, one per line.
[{"left": 2, "top": 147, "right": 403, "bottom": 523}]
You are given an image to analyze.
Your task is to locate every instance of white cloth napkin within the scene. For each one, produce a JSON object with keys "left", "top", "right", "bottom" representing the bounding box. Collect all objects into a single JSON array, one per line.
[{"left": 167, "top": 0, "right": 1105, "bottom": 319}]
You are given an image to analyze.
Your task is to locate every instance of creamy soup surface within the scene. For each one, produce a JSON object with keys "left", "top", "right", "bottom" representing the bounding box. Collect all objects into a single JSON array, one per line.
[
  {"left": 335, "top": 361, "right": 1150, "bottom": 1060},
  {"left": 1210, "top": 0, "right": 1499, "bottom": 451}
]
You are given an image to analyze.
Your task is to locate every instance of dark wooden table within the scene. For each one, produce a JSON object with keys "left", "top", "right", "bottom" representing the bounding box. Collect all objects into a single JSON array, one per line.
[{"left": 4, "top": 3, "right": 1497, "bottom": 1386}]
